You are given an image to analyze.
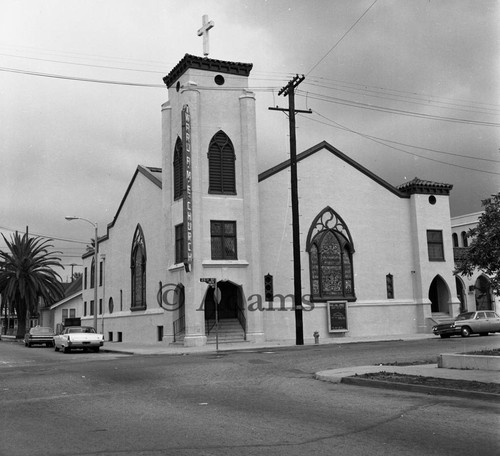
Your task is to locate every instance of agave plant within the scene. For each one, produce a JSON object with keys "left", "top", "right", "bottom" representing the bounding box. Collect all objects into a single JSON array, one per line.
[{"left": 0, "top": 232, "right": 64, "bottom": 337}]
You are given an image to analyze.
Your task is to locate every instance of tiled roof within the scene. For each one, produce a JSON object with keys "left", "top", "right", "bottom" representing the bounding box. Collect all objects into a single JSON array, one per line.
[
  {"left": 397, "top": 177, "right": 453, "bottom": 195},
  {"left": 163, "top": 53, "right": 253, "bottom": 88}
]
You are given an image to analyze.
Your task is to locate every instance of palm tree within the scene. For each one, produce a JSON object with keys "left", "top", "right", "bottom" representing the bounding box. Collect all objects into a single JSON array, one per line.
[{"left": 0, "top": 232, "right": 64, "bottom": 338}]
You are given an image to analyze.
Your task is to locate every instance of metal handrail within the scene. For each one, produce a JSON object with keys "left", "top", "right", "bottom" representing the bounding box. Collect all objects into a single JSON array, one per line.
[
  {"left": 205, "top": 308, "right": 216, "bottom": 335},
  {"left": 236, "top": 299, "right": 247, "bottom": 340},
  {"left": 173, "top": 315, "right": 185, "bottom": 343}
]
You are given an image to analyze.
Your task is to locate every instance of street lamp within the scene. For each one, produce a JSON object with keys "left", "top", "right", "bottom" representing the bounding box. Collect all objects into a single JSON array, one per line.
[{"left": 65, "top": 216, "right": 98, "bottom": 332}]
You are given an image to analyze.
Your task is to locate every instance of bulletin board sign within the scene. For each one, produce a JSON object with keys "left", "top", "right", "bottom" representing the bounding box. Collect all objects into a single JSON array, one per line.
[{"left": 327, "top": 301, "right": 348, "bottom": 333}]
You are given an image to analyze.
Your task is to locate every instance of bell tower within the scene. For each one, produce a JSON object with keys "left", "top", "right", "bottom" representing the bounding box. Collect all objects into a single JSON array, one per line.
[{"left": 160, "top": 52, "right": 264, "bottom": 346}]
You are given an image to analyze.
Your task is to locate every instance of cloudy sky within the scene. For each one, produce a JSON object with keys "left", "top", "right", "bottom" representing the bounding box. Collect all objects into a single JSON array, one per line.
[{"left": 1, "top": 0, "right": 499, "bottom": 279}]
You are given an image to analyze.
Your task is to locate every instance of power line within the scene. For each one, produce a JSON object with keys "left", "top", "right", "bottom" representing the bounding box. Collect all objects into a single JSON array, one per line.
[
  {"left": 297, "top": 91, "right": 500, "bottom": 127},
  {"left": 0, "top": 225, "right": 88, "bottom": 244},
  {"left": 303, "top": 80, "right": 500, "bottom": 117},
  {"left": 0, "top": 66, "right": 165, "bottom": 88},
  {"left": 0, "top": 52, "right": 166, "bottom": 74},
  {"left": 312, "top": 111, "right": 500, "bottom": 163},
  {"left": 305, "top": 75, "right": 500, "bottom": 112},
  {"left": 303, "top": 111, "right": 500, "bottom": 175},
  {"left": 306, "top": 0, "right": 379, "bottom": 76}
]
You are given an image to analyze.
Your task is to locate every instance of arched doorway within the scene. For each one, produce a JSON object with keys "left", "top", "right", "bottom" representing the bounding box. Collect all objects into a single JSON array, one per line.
[
  {"left": 455, "top": 277, "right": 467, "bottom": 313},
  {"left": 428, "top": 275, "right": 451, "bottom": 314},
  {"left": 204, "top": 281, "right": 246, "bottom": 337},
  {"left": 475, "top": 275, "right": 492, "bottom": 310}
]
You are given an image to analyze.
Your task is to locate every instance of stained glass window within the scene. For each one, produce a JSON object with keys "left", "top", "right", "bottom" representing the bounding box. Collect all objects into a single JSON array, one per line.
[
  {"left": 307, "top": 208, "right": 355, "bottom": 301},
  {"left": 131, "top": 225, "right": 147, "bottom": 310}
]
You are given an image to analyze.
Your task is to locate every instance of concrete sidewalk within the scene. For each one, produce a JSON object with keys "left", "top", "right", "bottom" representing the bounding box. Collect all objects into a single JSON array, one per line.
[{"left": 100, "top": 333, "right": 438, "bottom": 356}]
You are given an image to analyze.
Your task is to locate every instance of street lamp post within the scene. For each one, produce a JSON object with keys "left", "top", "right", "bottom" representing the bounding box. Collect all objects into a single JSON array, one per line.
[{"left": 65, "top": 216, "right": 98, "bottom": 332}]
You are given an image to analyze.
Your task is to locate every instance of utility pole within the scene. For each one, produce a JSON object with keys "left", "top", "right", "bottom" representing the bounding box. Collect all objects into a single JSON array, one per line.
[{"left": 269, "top": 75, "right": 311, "bottom": 345}]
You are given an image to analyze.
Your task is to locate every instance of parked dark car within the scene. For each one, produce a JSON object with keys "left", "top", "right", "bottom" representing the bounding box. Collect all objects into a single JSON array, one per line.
[
  {"left": 24, "top": 326, "right": 55, "bottom": 347},
  {"left": 433, "top": 311, "right": 500, "bottom": 338}
]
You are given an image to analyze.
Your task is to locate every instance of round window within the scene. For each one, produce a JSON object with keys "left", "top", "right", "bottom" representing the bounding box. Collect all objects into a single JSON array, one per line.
[
  {"left": 214, "top": 74, "right": 225, "bottom": 86},
  {"left": 429, "top": 195, "right": 436, "bottom": 205}
]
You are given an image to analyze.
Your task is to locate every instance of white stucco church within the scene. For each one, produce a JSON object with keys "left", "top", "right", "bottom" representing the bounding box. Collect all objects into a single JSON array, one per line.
[{"left": 78, "top": 45, "right": 461, "bottom": 346}]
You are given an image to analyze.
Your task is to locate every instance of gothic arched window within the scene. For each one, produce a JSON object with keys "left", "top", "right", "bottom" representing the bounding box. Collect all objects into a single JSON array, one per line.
[
  {"left": 131, "top": 224, "right": 147, "bottom": 310},
  {"left": 208, "top": 130, "right": 236, "bottom": 194},
  {"left": 461, "top": 231, "right": 468, "bottom": 247},
  {"left": 306, "top": 207, "right": 355, "bottom": 302},
  {"left": 173, "top": 137, "right": 183, "bottom": 200}
]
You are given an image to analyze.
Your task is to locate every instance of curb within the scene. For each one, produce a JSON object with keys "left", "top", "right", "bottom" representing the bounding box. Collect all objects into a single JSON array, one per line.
[{"left": 339, "top": 376, "right": 500, "bottom": 402}]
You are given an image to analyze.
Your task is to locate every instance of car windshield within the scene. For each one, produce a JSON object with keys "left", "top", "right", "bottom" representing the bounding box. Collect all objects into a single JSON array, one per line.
[
  {"left": 66, "top": 327, "right": 96, "bottom": 333},
  {"left": 456, "top": 312, "right": 475, "bottom": 321},
  {"left": 31, "top": 327, "right": 53, "bottom": 334}
]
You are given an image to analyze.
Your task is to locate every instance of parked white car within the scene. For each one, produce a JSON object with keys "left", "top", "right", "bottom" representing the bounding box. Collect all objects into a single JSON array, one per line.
[{"left": 54, "top": 326, "right": 104, "bottom": 353}]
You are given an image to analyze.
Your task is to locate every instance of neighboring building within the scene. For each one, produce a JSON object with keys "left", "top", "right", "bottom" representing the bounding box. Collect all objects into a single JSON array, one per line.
[
  {"left": 40, "top": 277, "right": 83, "bottom": 333},
  {"left": 451, "top": 212, "right": 498, "bottom": 314},
  {"left": 73, "top": 52, "right": 462, "bottom": 347}
]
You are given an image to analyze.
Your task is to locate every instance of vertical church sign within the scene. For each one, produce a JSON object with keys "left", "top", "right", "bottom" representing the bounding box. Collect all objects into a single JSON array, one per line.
[{"left": 182, "top": 105, "right": 193, "bottom": 272}]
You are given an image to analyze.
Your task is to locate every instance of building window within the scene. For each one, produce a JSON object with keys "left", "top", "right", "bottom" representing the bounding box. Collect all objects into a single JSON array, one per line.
[
  {"left": 210, "top": 221, "right": 237, "bottom": 260},
  {"left": 70, "top": 309, "right": 76, "bottom": 318},
  {"left": 306, "top": 207, "right": 356, "bottom": 302},
  {"left": 99, "top": 299, "right": 102, "bottom": 315},
  {"left": 452, "top": 233, "right": 458, "bottom": 248},
  {"left": 90, "top": 300, "right": 94, "bottom": 316},
  {"left": 175, "top": 224, "right": 184, "bottom": 264},
  {"left": 62, "top": 309, "right": 68, "bottom": 320},
  {"left": 386, "top": 274, "right": 394, "bottom": 299},
  {"left": 173, "top": 137, "right": 183, "bottom": 200},
  {"left": 120, "top": 290, "right": 123, "bottom": 311},
  {"left": 84, "top": 302, "right": 87, "bottom": 316},
  {"left": 99, "top": 261, "right": 103, "bottom": 287},
  {"left": 461, "top": 231, "right": 468, "bottom": 247},
  {"left": 90, "top": 258, "right": 95, "bottom": 289},
  {"left": 84, "top": 267, "right": 87, "bottom": 289},
  {"left": 427, "top": 230, "right": 444, "bottom": 261},
  {"left": 208, "top": 130, "right": 236, "bottom": 194},
  {"left": 131, "top": 224, "right": 147, "bottom": 310},
  {"left": 108, "top": 297, "right": 114, "bottom": 314}
]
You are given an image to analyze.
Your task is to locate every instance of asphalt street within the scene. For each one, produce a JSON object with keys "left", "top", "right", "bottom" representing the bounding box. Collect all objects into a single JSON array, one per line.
[{"left": 1, "top": 336, "right": 499, "bottom": 456}]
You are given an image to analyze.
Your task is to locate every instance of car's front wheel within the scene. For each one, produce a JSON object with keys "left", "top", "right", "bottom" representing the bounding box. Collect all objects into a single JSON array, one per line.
[
  {"left": 460, "top": 326, "right": 471, "bottom": 337},
  {"left": 63, "top": 346, "right": 71, "bottom": 354}
]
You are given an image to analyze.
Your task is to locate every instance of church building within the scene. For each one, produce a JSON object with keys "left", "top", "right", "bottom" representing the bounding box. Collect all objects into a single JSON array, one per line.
[{"left": 79, "top": 50, "right": 460, "bottom": 346}]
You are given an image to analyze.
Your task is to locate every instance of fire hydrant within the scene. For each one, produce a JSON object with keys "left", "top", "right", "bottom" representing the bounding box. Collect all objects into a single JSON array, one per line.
[{"left": 313, "top": 331, "right": 320, "bottom": 344}]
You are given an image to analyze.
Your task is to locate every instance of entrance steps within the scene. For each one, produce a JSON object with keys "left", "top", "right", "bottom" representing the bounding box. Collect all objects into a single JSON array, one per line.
[
  {"left": 169, "top": 319, "right": 245, "bottom": 346},
  {"left": 207, "top": 318, "right": 245, "bottom": 344}
]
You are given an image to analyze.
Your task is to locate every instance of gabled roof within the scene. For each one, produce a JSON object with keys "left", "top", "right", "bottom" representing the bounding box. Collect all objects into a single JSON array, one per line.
[
  {"left": 107, "top": 164, "right": 161, "bottom": 229},
  {"left": 83, "top": 165, "right": 162, "bottom": 258},
  {"left": 163, "top": 53, "right": 253, "bottom": 88},
  {"left": 50, "top": 290, "right": 82, "bottom": 310},
  {"left": 63, "top": 276, "right": 82, "bottom": 298},
  {"left": 397, "top": 177, "right": 453, "bottom": 195},
  {"left": 258, "top": 141, "right": 409, "bottom": 198}
]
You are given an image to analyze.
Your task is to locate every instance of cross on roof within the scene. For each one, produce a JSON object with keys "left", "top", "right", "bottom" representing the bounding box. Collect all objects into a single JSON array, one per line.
[{"left": 197, "top": 14, "right": 214, "bottom": 57}]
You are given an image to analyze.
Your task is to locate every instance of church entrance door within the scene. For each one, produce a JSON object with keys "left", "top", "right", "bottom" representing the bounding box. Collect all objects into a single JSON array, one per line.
[
  {"left": 475, "top": 276, "right": 492, "bottom": 310},
  {"left": 428, "top": 275, "right": 451, "bottom": 314}
]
